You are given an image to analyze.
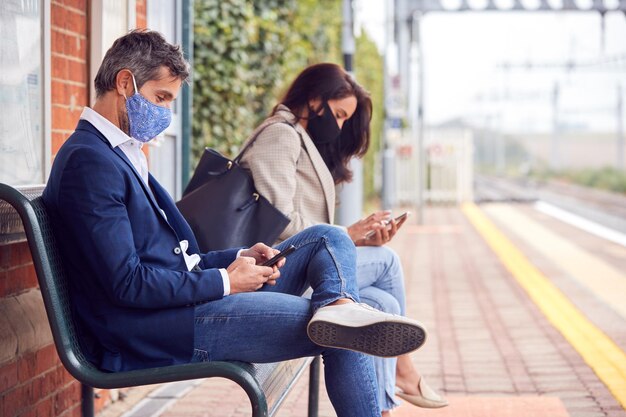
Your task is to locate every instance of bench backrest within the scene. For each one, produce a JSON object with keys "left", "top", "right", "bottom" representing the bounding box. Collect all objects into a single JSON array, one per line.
[
  {"left": 0, "top": 184, "right": 317, "bottom": 417},
  {"left": 0, "top": 184, "right": 106, "bottom": 382}
]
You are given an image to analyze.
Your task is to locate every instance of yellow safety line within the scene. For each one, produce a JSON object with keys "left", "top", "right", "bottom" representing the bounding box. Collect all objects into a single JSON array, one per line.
[{"left": 462, "top": 203, "right": 626, "bottom": 409}]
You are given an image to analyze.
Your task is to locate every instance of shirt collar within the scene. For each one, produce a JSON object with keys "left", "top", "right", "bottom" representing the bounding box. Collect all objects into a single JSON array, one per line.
[{"left": 80, "top": 107, "right": 142, "bottom": 149}]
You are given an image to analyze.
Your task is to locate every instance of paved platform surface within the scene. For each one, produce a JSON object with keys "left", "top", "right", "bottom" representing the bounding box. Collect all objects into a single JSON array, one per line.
[{"left": 102, "top": 204, "right": 626, "bottom": 417}]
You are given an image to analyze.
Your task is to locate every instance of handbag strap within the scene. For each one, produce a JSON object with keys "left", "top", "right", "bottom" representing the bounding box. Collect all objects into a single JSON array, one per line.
[{"left": 234, "top": 115, "right": 297, "bottom": 163}]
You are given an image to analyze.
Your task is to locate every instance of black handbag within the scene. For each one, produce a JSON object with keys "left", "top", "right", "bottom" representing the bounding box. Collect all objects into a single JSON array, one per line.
[{"left": 176, "top": 122, "right": 291, "bottom": 252}]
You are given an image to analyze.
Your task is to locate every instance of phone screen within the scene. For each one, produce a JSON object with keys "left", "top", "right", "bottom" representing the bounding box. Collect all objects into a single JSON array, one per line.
[
  {"left": 392, "top": 212, "right": 409, "bottom": 223},
  {"left": 261, "top": 245, "right": 296, "bottom": 267}
]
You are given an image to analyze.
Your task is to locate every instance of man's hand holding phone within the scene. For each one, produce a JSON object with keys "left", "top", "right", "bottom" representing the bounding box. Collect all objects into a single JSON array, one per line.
[
  {"left": 260, "top": 245, "right": 296, "bottom": 267},
  {"left": 229, "top": 244, "right": 296, "bottom": 293}
]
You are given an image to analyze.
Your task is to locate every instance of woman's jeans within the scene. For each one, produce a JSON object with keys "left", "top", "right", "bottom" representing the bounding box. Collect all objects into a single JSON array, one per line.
[
  {"left": 192, "top": 225, "right": 381, "bottom": 417},
  {"left": 357, "top": 246, "right": 406, "bottom": 411}
]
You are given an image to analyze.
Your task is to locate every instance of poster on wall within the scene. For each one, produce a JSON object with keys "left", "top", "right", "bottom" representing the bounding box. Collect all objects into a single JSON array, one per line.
[{"left": 0, "top": 1, "right": 43, "bottom": 186}]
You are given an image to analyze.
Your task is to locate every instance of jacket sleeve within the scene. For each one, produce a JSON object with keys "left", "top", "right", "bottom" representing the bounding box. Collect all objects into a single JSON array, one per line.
[
  {"left": 200, "top": 248, "right": 241, "bottom": 269},
  {"left": 240, "top": 123, "right": 322, "bottom": 240},
  {"left": 52, "top": 146, "right": 227, "bottom": 308}
]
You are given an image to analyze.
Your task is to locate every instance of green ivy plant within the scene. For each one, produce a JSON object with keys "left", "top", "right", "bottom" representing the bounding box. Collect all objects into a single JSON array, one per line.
[
  {"left": 247, "top": 0, "right": 296, "bottom": 124},
  {"left": 193, "top": 0, "right": 296, "bottom": 160},
  {"left": 193, "top": 0, "right": 255, "bottom": 158},
  {"left": 192, "top": 0, "right": 384, "bottom": 201}
]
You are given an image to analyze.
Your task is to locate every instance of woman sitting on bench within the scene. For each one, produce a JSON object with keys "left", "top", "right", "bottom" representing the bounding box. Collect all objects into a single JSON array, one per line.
[{"left": 239, "top": 63, "right": 448, "bottom": 414}]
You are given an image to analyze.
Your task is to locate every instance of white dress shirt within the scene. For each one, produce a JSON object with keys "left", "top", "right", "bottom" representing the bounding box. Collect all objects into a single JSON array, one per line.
[{"left": 80, "top": 107, "right": 230, "bottom": 296}]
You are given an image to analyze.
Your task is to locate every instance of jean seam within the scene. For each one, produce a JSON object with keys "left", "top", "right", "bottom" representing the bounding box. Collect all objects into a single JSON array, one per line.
[
  {"left": 364, "top": 355, "right": 381, "bottom": 415},
  {"left": 315, "top": 295, "right": 344, "bottom": 311},
  {"left": 321, "top": 236, "right": 346, "bottom": 295},
  {"left": 195, "top": 312, "right": 311, "bottom": 321},
  {"left": 293, "top": 234, "right": 357, "bottom": 310}
]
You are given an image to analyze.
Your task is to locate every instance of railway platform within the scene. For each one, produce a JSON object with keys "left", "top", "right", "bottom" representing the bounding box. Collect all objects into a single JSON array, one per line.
[{"left": 102, "top": 203, "right": 626, "bottom": 417}]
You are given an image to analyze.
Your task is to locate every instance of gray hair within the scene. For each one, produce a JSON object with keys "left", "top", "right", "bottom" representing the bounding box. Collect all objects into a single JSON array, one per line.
[{"left": 94, "top": 29, "right": 190, "bottom": 97}]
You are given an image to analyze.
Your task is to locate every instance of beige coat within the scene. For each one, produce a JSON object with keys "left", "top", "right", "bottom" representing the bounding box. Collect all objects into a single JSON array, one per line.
[{"left": 239, "top": 105, "right": 337, "bottom": 242}]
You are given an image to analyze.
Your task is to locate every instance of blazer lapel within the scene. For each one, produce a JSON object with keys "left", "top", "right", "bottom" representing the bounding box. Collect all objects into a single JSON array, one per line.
[
  {"left": 110, "top": 147, "right": 169, "bottom": 222},
  {"left": 273, "top": 107, "right": 336, "bottom": 223},
  {"left": 77, "top": 119, "right": 172, "bottom": 227},
  {"left": 296, "top": 124, "right": 336, "bottom": 224}
]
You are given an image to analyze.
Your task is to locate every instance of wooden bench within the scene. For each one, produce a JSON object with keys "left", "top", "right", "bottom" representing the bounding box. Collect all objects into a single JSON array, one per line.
[{"left": 0, "top": 183, "right": 320, "bottom": 417}]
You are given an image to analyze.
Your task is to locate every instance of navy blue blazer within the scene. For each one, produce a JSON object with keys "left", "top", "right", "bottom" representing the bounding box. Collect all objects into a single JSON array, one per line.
[{"left": 43, "top": 120, "right": 240, "bottom": 372}]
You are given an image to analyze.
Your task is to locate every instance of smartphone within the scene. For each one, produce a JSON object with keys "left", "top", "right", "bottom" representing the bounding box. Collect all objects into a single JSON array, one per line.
[
  {"left": 365, "top": 212, "right": 410, "bottom": 239},
  {"left": 261, "top": 245, "right": 297, "bottom": 267}
]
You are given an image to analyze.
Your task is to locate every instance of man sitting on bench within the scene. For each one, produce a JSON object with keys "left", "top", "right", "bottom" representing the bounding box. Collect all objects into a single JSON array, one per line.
[{"left": 42, "top": 29, "right": 426, "bottom": 417}]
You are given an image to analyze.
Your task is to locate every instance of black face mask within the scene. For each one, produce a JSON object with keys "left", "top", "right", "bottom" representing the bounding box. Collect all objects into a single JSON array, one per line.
[{"left": 306, "top": 101, "right": 341, "bottom": 145}]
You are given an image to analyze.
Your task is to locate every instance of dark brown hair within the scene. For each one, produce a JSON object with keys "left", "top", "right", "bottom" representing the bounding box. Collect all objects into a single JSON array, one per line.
[
  {"left": 275, "top": 63, "right": 372, "bottom": 184},
  {"left": 94, "top": 29, "right": 190, "bottom": 97}
]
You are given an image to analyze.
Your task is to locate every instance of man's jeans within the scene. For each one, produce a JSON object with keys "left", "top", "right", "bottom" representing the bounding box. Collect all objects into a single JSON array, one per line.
[
  {"left": 357, "top": 246, "right": 406, "bottom": 411},
  {"left": 192, "top": 225, "right": 381, "bottom": 417}
]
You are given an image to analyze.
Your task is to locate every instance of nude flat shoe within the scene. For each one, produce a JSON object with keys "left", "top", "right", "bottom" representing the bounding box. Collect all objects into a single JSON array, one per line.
[{"left": 396, "top": 378, "right": 448, "bottom": 409}]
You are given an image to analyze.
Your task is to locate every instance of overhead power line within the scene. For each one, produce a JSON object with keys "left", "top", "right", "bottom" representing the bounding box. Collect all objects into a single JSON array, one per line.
[
  {"left": 496, "top": 53, "right": 626, "bottom": 71},
  {"left": 400, "top": 0, "right": 626, "bottom": 14}
]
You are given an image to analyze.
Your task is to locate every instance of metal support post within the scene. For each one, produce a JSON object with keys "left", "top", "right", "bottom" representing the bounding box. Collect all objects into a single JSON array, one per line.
[
  {"left": 181, "top": 0, "right": 194, "bottom": 188},
  {"left": 308, "top": 356, "right": 321, "bottom": 417},
  {"left": 81, "top": 384, "right": 94, "bottom": 417},
  {"left": 382, "top": 146, "right": 396, "bottom": 210},
  {"left": 600, "top": 12, "right": 606, "bottom": 55},
  {"left": 411, "top": 11, "right": 425, "bottom": 224},
  {"left": 337, "top": 0, "right": 363, "bottom": 226},
  {"left": 618, "top": 83, "right": 624, "bottom": 171},
  {"left": 551, "top": 82, "right": 560, "bottom": 171},
  {"left": 382, "top": 0, "right": 396, "bottom": 211},
  {"left": 496, "top": 115, "right": 505, "bottom": 175}
]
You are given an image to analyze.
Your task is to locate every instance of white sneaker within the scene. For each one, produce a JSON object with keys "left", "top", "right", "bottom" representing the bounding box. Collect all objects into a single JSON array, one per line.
[{"left": 307, "top": 303, "right": 427, "bottom": 357}]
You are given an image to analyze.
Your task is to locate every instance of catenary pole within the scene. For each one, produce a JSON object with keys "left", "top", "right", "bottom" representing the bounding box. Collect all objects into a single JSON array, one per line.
[{"left": 412, "top": 10, "right": 425, "bottom": 224}]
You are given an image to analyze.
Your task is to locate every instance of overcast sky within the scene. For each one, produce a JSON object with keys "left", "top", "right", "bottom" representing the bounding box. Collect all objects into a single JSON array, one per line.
[{"left": 357, "top": 1, "right": 626, "bottom": 133}]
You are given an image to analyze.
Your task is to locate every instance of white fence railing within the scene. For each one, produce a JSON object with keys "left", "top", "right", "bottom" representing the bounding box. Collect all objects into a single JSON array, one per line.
[{"left": 392, "top": 128, "right": 474, "bottom": 205}]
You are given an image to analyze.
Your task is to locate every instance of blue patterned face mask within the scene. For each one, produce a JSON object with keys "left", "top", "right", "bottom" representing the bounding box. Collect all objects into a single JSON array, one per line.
[{"left": 124, "top": 73, "right": 172, "bottom": 142}]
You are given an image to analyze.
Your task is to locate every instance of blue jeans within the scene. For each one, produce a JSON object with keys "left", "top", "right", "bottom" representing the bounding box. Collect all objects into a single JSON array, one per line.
[
  {"left": 192, "top": 225, "right": 381, "bottom": 417},
  {"left": 357, "top": 246, "right": 406, "bottom": 411}
]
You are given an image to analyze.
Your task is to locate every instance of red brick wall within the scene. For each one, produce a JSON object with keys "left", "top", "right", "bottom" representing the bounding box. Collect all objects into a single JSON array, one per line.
[
  {"left": 0, "top": 0, "right": 90, "bottom": 415},
  {"left": 0, "top": 243, "right": 38, "bottom": 297},
  {"left": 1, "top": 241, "right": 81, "bottom": 417},
  {"left": 1, "top": 1, "right": 152, "bottom": 416},
  {"left": 51, "top": 0, "right": 89, "bottom": 157}
]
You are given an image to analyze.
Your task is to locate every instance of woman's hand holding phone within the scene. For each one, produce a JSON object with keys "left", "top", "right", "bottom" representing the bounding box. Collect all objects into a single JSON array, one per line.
[
  {"left": 347, "top": 211, "right": 391, "bottom": 244},
  {"left": 352, "top": 211, "right": 410, "bottom": 247},
  {"left": 364, "top": 212, "right": 409, "bottom": 239}
]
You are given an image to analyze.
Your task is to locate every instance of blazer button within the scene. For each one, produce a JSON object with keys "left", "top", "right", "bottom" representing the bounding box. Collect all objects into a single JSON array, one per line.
[{"left": 173, "top": 247, "right": 182, "bottom": 255}]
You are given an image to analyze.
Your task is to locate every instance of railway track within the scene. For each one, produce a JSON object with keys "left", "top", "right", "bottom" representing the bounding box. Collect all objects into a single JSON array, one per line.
[{"left": 475, "top": 174, "right": 626, "bottom": 235}]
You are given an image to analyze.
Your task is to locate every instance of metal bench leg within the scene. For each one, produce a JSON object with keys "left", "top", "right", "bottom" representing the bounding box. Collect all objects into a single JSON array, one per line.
[
  {"left": 81, "top": 384, "right": 94, "bottom": 417},
  {"left": 308, "top": 356, "right": 320, "bottom": 417}
]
